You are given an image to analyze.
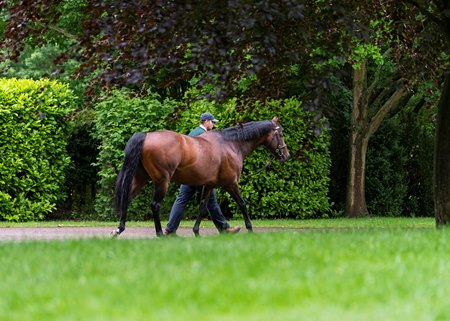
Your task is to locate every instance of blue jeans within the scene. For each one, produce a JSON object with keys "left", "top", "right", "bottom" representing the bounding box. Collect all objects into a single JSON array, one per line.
[{"left": 166, "top": 184, "right": 230, "bottom": 232}]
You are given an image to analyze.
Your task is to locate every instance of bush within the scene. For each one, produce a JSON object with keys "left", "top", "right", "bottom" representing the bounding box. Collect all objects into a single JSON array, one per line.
[
  {"left": 361, "top": 90, "right": 437, "bottom": 218},
  {"left": 93, "top": 89, "right": 331, "bottom": 221},
  {"left": 93, "top": 89, "right": 176, "bottom": 220},
  {"left": 366, "top": 117, "right": 408, "bottom": 216},
  {"left": 0, "top": 78, "right": 75, "bottom": 221},
  {"left": 365, "top": 106, "right": 435, "bottom": 217},
  {"left": 55, "top": 113, "right": 100, "bottom": 219},
  {"left": 174, "top": 97, "right": 332, "bottom": 219}
]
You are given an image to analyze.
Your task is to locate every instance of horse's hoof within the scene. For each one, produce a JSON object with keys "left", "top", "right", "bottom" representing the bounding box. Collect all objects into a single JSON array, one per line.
[
  {"left": 111, "top": 229, "right": 121, "bottom": 238},
  {"left": 193, "top": 227, "right": 200, "bottom": 237},
  {"left": 225, "top": 226, "right": 241, "bottom": 234}
]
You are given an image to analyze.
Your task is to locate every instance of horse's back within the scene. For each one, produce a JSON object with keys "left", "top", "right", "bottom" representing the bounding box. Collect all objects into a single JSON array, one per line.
[
  {"left": 140, "top": 131, "right": 184, "bottom": 179},
  {"left": 186, "top": 131, "right": 243, "bottom": 186},
  {"left": 140, "top": 130, "right": 209, "bottom": 183},
  {"left": 139, "top": 130, "right": 241, "bottom": 186}
]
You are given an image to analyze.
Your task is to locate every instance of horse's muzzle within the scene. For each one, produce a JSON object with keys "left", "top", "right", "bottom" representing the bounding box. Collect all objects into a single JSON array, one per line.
[
  {"left": 277, "top": 151, "right": 291, "bottom": 163},
  {"left": 273, "top": 143, "right": 290, "bottom": 162},
  {"left": 278, "top": 152, "right": 291, "bottom": 162}
]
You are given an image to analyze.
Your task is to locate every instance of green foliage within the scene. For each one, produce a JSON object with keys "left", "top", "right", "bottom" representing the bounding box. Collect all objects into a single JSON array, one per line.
[
  {"left": 366, "top": 103, "right": 435, "bottom": 217},
  {"left": 399, "top": 104, "right": 435, "bottom": 217},
  {"left": 349, "top": 19, "right": 395, "bottom": 69},
  {"left": 93, "top": 88, "right": 331, "bottom": 220},
  {"left": 327, "top": 75, "right": 352, "bottom": 214},
  {"left": 174, "top": 96, "right": 332, "bottom": 219},
  {"left": 92, "top": 89, "right": 176, "bottom": 220},
  {"left": 366, "top": 118, "right": 409, "bottom": 216},
  {"left": 0, "top": 44, "right": 86, "bottom": 113},
  {"left": 0, "top": 78, "right": 75, "bottom": 221},
  {"left": 57, "top": 112, "right": 99, "bottom": 218},
  {"left": 1, "top": 45, "right": 60, "bottom": 79},
  {"left": 0, "top": 44, "right": 81, "bottom": 83}
]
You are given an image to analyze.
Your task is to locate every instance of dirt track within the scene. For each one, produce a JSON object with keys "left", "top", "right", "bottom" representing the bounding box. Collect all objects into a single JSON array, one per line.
[{"left": 0, "top": 226, "right": 249, "bottom": 242}]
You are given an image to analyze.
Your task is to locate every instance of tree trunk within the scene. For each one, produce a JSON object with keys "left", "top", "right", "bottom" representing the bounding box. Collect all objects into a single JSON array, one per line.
[
  {"left": 435, "top": 72, "right": 450, "bottom": 226},
  {"left": 345, "top": 58, "right": 406, "bottom": 217},
  {"left": 346, "top": 59, "right": 369, "bottom": 217},
  {"left": 346, "top": 131, "right": 370, "bottom": 217}
]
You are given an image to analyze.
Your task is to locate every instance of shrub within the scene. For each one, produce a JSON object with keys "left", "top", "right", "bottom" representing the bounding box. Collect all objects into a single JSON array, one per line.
[
  {"left": 0, "top": 78, "right": 75, "bottom": 221},
  {"left": 93, "top": 89, "right": 331, "bottom": 220},
  {"left": 93, "top": 89, "right": 176, "bottom": 220},
  {"left": 55, "top": 113, "right": 100, "bottom": 219},
  {"left": 365, "top": 104, "right": 435, "bottom": 217},
  {"left": 366, "top": 117, "right": 408, "bottom": 216},
  {"left": 174, "top": 97, "right": 332, "bottom": 219}
]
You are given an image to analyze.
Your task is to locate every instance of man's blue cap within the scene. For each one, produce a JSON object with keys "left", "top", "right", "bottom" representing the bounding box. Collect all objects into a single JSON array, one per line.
[{"left": 200, "top": 112, "right": 218, "bottom": 123}]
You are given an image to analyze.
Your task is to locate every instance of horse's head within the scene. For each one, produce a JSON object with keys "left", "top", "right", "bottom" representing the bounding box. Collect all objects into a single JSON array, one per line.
[{"left": 266, "top": 116, "right": 290, "bottom": 162}]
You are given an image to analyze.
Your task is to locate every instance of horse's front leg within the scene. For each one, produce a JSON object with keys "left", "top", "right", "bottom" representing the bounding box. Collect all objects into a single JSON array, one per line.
[
  {"left": 193, "top": 186, "right": 213, "bottom": 237},
  {"left": 225, "top": 185, "right": 253, "bottom": 232},
  {"left": 151, "top": 181, "right": 169, "bottom": 237}
]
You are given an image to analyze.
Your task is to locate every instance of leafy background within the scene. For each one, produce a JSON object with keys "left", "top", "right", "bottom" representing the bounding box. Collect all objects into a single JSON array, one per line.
[{"left": 0, "top": 78, "right": 75, "bottom": 220}]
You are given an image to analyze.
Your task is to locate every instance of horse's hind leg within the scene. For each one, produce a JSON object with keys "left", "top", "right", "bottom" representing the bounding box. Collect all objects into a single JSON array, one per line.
[
  {"left": 225, "top": 185, "right": 253, "bottom": 232},
  {"left": 151, "top": 180, "right": 169, "bottom": 237},
  {"left": 113, "top": 169, "right": 149, "bottom": 237},
  {"left": 193, "top": 186, "right": 213, "bottom": 236}
]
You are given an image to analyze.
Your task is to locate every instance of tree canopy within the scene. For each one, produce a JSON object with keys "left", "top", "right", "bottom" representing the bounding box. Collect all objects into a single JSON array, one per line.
[
  {"left": 3, "top": 1, "right": 448, "bottom": 104},
  {"left": 1, "top": 1, "right": 364, "bottom": 101}
]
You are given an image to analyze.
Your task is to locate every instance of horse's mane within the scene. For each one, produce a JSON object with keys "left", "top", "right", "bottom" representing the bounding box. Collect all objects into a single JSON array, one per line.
[{"left": 219, "top": 120, "right": 274, "bottom": 142}]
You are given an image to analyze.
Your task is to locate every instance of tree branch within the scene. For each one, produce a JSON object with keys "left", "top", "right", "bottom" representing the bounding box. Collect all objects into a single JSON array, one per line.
[
  {"left": 352, "top": 57, "right": 368, "bottom": 124},
  {"left": 47, "top": 25, "right": 79, "bottom": 41},
  {"left": 390, "top": 92, "right": 414, "bottom": 118},
  {"left": 367, "top": 48, "right": 393, "bottom": 100},
  {"left": 405, "top": 0, "right": 442, "bottom": 26},
  {"left": 366, "top": 85, "right": 406, "bottom": 139},
  {"left": 370, "top": 87, "right": 391, "bottom": 111}
]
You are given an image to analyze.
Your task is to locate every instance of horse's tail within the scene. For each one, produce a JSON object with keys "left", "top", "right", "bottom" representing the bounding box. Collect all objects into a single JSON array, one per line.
[{"left": 115, "top": 132, "right": 146, "bottom": 215}]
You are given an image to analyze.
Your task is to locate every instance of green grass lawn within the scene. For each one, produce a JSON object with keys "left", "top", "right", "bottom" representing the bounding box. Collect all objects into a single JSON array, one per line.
[{"left": 0, "top": 217, "right": 448, "bottom": 320}]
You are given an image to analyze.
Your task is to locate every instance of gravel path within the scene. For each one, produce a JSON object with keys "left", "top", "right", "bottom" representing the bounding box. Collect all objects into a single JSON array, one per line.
[{"left": 0, "top": 226, "right": 252, "bottom": 242}]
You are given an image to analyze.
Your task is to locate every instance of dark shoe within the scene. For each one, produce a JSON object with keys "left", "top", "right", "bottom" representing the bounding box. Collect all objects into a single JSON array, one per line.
[
  {"left": 225, "top": 226, "right": 241, "bottom": 234},
  {"left": 163, "top": 228, "right": 177, "bottom": 237}
]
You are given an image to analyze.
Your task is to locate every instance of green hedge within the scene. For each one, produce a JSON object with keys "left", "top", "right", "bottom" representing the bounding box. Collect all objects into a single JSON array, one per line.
[
  {"left": 175, "top": 97, "right": 332, "bottom": 219},
  {"left": 94, "top": 90, "right": 331, "bottom": 220},
  {"left": 0, "top": 78, "right": 75, "bottom": 221},
  {"left": 93, "top": 89, "right": 176, "bottom": 220}
]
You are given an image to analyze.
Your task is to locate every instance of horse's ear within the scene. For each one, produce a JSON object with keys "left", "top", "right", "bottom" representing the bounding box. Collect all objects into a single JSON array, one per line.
[{"left": 272, "top": 116, "right": 279, "bottom": 125}]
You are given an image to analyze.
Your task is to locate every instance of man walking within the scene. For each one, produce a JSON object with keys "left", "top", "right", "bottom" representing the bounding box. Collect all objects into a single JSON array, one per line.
[{"left": 164, "top": 112, "right": 241, "bottom": 236}]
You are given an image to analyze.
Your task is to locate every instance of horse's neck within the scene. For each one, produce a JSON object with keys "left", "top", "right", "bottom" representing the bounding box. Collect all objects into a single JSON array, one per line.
[{"left": 237, "top": 139, "right": 264, "bottom": 159}]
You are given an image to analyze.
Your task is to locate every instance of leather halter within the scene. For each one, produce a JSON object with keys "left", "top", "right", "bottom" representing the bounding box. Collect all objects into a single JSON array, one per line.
[
  {"left": 248, "top": 122, "right": 288, "bottom": 177},
  {"left": 270, "top": 125, "right": 288, "bottom": 160}
]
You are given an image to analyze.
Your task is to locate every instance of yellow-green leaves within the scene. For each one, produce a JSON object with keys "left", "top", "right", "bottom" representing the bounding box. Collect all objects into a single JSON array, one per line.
[{"left": 0, "top": 78, "right": 75, "bottom": 221}]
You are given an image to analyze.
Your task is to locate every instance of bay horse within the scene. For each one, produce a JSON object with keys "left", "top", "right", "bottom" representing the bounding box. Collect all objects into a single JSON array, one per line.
[{"left": 112, "top": 116, "right": 290, "bottom": 237}]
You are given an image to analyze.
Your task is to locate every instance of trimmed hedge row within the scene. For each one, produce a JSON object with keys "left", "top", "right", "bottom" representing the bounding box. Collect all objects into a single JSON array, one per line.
[
  {"left": 92, "top": 89, "right": 176, "bottom": 220},
  {"left": 93, "top": 89, "right": 331, "bottom": 220},
  {"left": 0, "top": 78, "right": 75, "bottom": 221},
  {"left": 175, "top": 97, "right": 331, "bottom": 219}
]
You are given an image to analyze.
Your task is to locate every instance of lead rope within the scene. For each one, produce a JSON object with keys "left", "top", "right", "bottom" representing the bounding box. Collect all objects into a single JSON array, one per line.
[{"left": 247, "top": 155, "right": 275, "bottom": 177}]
